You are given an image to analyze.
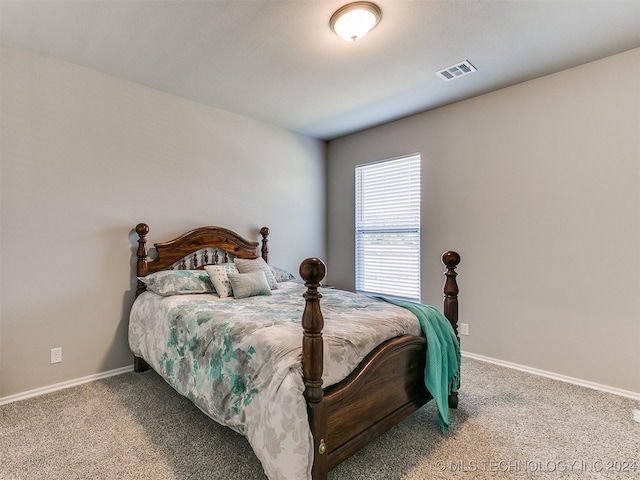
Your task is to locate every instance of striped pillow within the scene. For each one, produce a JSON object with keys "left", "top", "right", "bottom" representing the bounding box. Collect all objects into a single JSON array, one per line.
[{"left": 234, "top": 257, "right": 278, "bottom": 289}]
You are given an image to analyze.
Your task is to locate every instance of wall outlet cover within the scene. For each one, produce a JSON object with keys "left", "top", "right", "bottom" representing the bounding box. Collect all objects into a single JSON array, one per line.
[{"left": 51, "top": 347, "right": 62, "bottom": 364}]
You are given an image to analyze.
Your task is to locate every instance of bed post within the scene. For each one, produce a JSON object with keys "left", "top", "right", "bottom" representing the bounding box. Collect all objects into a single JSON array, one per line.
[
  {"left": 442, "top": 250, "right": 460, "bottom": 408},
  {"left": 260, "top": 227, "right": 269, "bottom": 263},
  {"left": 299, "top": 258, "right": 328, "bottom": 480},
  {"left": 135, "top": 223, "right": 150, "bottom": 297},
  {"left": 134, "top": 223, "right": 151, "bottom": 373},
  {"left": 442, "top": 251, "right": 460, "bottom": 337}
]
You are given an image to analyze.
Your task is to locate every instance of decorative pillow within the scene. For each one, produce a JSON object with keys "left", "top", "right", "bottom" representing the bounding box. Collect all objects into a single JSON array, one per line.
[
  {"left": 204, "top": 263, "right": 238, "bottom": 298},
  {"left": 138, "top": 270, "right": 214, "bottom": 296},
  {"left": 270, "top": 265, "right": 296, "bottom": 283},
  {"left": 227, "top": 270, "right": 272, "bottom": 299},
  {"left": 234, "top": 257, "right": 278, "bottom": 290}
]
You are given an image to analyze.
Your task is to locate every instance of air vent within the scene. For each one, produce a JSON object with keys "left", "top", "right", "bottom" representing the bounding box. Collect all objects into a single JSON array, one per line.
[{"left": 437, "top": 60, "right": 476, "bottom": 81}]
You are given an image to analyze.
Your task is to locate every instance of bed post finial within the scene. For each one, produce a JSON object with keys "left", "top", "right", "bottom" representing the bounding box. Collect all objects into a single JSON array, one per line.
[
  {"left": 299, "top": 257, "right": 328, "bottom": 479},
  {"left": 135, "top": 223, "right": 150, "bottom": 296},
  {"left": 260, "top": 227, "right": 269, "bottom": 263}
]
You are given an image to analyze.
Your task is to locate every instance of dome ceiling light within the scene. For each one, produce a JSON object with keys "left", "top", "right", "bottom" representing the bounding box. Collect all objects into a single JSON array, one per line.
[{"left": 330, "top": 2, "right": 382, "bottom": 42}]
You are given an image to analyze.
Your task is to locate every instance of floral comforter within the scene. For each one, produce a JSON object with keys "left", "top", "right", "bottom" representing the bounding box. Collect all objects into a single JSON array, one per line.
[{"left": 129, "top": 282, "right": 422, "bottom": 480}]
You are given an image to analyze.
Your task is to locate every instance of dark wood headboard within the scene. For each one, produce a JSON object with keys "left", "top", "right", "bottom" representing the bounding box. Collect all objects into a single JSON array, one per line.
[{"left": 134, "top": 223, "right": 269, "bottom": 295}]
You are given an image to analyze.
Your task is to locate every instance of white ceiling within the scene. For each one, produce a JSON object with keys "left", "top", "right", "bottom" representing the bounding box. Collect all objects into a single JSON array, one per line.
[{"left": 1, "top": 1, "right": 639, "bottom": 140}]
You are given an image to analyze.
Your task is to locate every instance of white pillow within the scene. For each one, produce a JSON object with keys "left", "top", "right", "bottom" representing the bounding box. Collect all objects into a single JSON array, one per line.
[
  {"left": 234, "top": 257, "right": 278, "bottom": 290},
  {"left": 204, "top": 263, "right": 238, "bottom": 298},
  {"left": 227, "top": 270, "right": 272, "bottom": 299}
]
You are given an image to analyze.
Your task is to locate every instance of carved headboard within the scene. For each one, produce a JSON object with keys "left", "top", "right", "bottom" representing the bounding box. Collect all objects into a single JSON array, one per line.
[{"left": 134, "top": 223, "right": 269, "bottom": 295}]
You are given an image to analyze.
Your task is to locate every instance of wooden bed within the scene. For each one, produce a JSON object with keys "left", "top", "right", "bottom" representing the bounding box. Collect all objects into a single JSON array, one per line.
[{"left": 132, "top": 223, "right": 461, "bottom": 480}]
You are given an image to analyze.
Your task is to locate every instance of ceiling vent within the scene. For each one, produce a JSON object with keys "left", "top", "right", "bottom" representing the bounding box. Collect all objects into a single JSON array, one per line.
[{"left": 437, "top": 60, "right": 476, "bottom": 81}]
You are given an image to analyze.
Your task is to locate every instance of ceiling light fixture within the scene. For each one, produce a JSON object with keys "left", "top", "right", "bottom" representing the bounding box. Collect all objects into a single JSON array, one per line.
[{"left": 330, "top": 2, "right": 381, "bottom": 42}]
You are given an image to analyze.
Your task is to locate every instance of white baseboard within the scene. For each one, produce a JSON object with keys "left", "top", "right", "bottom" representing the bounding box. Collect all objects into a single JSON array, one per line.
[
  {"left": 462, "top": 351, "right": 640, "bottom": 401},
  {"left": 2, "top": 354, "right": 639, "bottom": 406},
  {"left": 0, "top": 365, "right": 134, "bottom": 406}
]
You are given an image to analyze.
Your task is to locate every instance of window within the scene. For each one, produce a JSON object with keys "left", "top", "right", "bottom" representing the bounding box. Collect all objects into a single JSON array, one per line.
[{"left": 355, "top": 154, "right": 421, "bottom": 301}]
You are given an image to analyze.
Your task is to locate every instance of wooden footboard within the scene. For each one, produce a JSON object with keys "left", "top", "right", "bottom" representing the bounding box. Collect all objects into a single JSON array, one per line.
[
  {"left": 325, "top": 335, "right": 430, "bottom": 468},
  {"left": 299, "top": 252, "right": 460, "bottom": 480}
]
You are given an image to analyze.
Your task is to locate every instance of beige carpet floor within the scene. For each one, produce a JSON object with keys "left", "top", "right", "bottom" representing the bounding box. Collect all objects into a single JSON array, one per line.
[{"left": 1, "top": 357, "right": 638, "bottom": 479}]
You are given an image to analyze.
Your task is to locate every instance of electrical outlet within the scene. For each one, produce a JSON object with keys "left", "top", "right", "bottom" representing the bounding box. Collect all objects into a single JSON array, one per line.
[
  {"left": 50, "top": 347, "right": 62, "bottom": 364},
  {"left": 459, "top": 323, "right": 469, "bottom": 336},
  {"left": 633, "top": 409, "right": 640, "bottom": 423}
]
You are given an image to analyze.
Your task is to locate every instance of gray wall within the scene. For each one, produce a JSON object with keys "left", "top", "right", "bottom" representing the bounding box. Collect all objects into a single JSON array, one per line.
[
  {"left": 326, "top": 48, "right": 640, "bottom": 394},
  {"left": 0, "top": 43, "right": 326, "bottom": 398}
]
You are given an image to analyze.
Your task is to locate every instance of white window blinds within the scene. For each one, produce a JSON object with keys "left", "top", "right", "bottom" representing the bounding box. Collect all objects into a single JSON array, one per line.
[{"left": 355, "top": 154, "right": 421, "bottom": 301}]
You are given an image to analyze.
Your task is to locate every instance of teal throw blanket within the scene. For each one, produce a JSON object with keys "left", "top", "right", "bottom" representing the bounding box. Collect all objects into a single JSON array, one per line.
[{"left": 373, "top": 297, "right": 461, "bottom": 432}]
